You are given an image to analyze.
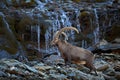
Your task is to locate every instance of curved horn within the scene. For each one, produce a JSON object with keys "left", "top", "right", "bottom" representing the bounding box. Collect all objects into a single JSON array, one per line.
[
  {"left": 53, "top": 31, "right": 68, "bottom": 40},
  {"left": 53, "top": 31, "right": 59, "bottom": 39},
  {"left": 54, "top": 27, "right": 79, "bottom": 39},
  {"left": 61, "top": 32, "right": 68, "bottom": 40}
]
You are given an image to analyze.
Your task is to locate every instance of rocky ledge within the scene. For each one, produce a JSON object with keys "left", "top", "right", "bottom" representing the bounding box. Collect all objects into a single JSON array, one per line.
[{"left": 0, "top": 53, "right": 120, "bottom": 80}]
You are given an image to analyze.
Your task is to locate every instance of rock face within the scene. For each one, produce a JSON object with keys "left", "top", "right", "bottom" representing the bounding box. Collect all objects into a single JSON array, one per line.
[
  {"left": 0, "top": 12, "right": 27, "bottom": 60},
  {"left": 0, "top": 0, "right": 120, "bottom": 61}
]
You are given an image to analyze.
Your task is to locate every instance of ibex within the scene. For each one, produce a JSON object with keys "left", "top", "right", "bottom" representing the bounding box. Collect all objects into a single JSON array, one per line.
[{"left": 51, "top": 27, "right": 97, "bottom": 75}]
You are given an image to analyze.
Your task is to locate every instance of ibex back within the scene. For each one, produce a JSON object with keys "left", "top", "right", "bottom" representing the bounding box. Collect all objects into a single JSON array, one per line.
[{"left": 51, "top": 27, "right": 97, "bottom": 75}]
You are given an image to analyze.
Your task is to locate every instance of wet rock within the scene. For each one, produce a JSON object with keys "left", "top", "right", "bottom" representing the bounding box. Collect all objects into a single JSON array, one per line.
[
  {"left": 0, "top": 50, "right": 12, "bottom": 59},
  {"left": 2, "top": 0, "right": 36, "bottom": 8},
  {"left": 24, "top": 64, "right": 38, "bottom": 73},
  {"left": 0, "top": 12, "right": 27, "bottom": 61},
  {"left": 77, "top": 65, "right": 90, "bottom": 73},
  {"left": 103, "top": 53, "right": 120, "bottom": 61},
  {"left": 93, "top": 39, "right": 120, "bottom": 52},
  {"left": 98, "top": 43, "right": 120, "bottom": 51},
  {"left": 49, "top": 69, "right": 58, "bottom": 74},
  {"left": 95, "top": 58, "right": 119, "bottom": 79},
  {"left": 1, "top": 0, "right": 120, "bottom": 58},
  {"left": 66, "top": 68, "right": 105, "bottom": 80},
  {"left": 49, "top": 74, "right": 67, "bottom": 80},
  {"left": 103, "top": 74, "right": 116, "bottom": 80},
  {"left": 106, "top": 70, "right": 115, "bottom": 76},
  {"left": 115, "top": 72, "right": 120, "bottom": 80},
  {"left": 34, "top": 65, "right": 52, "bottom": 71},
  {"left": 79, "top": 10, "right": 94, "bottom": 36},
  {"left": 95, "top": 59, "right": 109, "bottom": 71},
  {"left": 0, "top": 59, "right": 48, "bottom": 79},
  {"left": 0, "top": 59, "right": 38, "bottom": 74},
  {"left": 105, "top": 23, "right": 120, "bottom": 42},
  {"left": 112, "top": 38, "right": 120, "bottom": 43},
  {"left": 66, "top": 68, "right": 90, "bottom": 80},
  {"left": 43, "top": 55, "right": 65, "bottom": 65},
  {"left": 0, "top": 58, "right": 116, "bottom": 80},
  {"left": 114, "top": 63, "right": 120, "bottom": 71},
  {"left": 0, "top": 71, "right": 7, "bottom": 77},
  {"left": 0, "top": 0, "right": 7, "bottom": 9},
  {"left": 55, "top": 66, "right": 68, "bottom": 75},
  {"left": 97, "top": 64, "right": 109, "bottom": 71}
]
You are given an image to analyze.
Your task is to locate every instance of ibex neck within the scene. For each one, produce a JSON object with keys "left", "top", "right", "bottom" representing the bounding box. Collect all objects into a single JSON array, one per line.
[
  {"left": 56, "top": 40, "right": 66, "bottom": 52},
  {"left": 56, "top": 40, "right": 62, "bottom": 46},
  {"left": 57, "top": 40, "right": 69, "bottom": 48}
]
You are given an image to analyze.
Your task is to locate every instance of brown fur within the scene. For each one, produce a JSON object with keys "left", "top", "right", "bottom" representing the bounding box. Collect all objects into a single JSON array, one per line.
[
  {"left": 51, "top": 27, "right": 97, "bottom": 75},
  {"left": 52, "top": 39, "right": 97, "bottom": 75}
]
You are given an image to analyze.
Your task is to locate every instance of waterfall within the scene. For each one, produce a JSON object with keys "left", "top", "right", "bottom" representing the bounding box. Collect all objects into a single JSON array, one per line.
[
  {"left": 45, "top": 27, "right": 52, "bottom": 53},
  {"left": 1, "top": 0, "right": 118, "bottom": 60},
  {"left": 30, "top": 0, "right": 82, "bottom": 55},
  {"left": 93, "top": 8, "right": 100, "bottom": 44},
  {"left": 75, "top": 10, "right": 81, "bottom": 32},
  {"left": 30, "top": 26, "right": 33, "bottom": 41},
  {"left": 30, "top": 25, "right": 41, "bottom": 52},
  {"left": 44, "top": 8, "right": 78, "bottom": 54},
  {"left": 30, "top": 25, "right": 36, "bottom": 42},
  {"left": 31, "top": 1, "right": 103, "bottom": 54},
  {"left": 37, "top": 25, "right": 40, "bottom": 52},
  {"left": 60, "top": 10, "right": 72, "bottom": 27},
  {"left": 82, "top": 40, "right": 88, "bottom": 48}
]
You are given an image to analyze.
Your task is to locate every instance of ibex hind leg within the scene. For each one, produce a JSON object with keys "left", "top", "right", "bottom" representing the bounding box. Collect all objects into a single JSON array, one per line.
[
  {"left": 64, "top": 57, "right": 72, "bottom": 66},
  {"left": 93, "top": 68, "right": 98, "bottom": 76},
  {"left": 90, "top": 66, "right": 98, "bottom": 76},
  {"left": 85, "top": 63, "right": 98, "bottom": 76},
  {"left": 90, "top": 62, "right": 98, "bottom": 76}
]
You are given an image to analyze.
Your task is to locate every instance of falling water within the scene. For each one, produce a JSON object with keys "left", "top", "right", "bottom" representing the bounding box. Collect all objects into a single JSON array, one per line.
[
  {"left": 45, "top": 12, "right": 61, "bottom": 54},
  {"left": 60, "top": 10, "right": 72, "bottom": 27},
  {"left": 93, "top": 8, "right": 100, "bottom": 44},
  {"left": 45, "top": 27, "right": 52, "bottom": 53},
  {"left": 33, "top": 1, "right": 86, "bottom": 54},
  {"left": 30, "top": 25, "right": 36, "bottom": 42},
  {"left": 30, "top": 26, "right": 33, "bottom": 41},
  {"left": 1, "top": 0, "right": 118, "bottom": 60},
  {"left": 75, "top": 10, "right": 81, "bottom": 32},
  {"left": 30, "top": 25, "right": 41, "bottom": 52},
  {"left": 82, "top": 40, "right": 88, "bottom": 48},
  {"left": 44, "top": 8, "right": 78, "bottom": 54},
  {"left": 37, "top": 25, "right": 40, "bottom": 52}
]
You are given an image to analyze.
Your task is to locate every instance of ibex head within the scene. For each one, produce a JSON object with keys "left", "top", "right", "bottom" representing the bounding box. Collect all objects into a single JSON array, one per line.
[{"left": 51, "top": 27, "right": 79, "bottom": 45}]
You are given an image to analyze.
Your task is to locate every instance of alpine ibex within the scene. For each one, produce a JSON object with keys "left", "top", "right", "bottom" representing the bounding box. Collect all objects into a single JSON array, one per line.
[{"left": 51, "top": 27, "right": 97, "bottom": 75}]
